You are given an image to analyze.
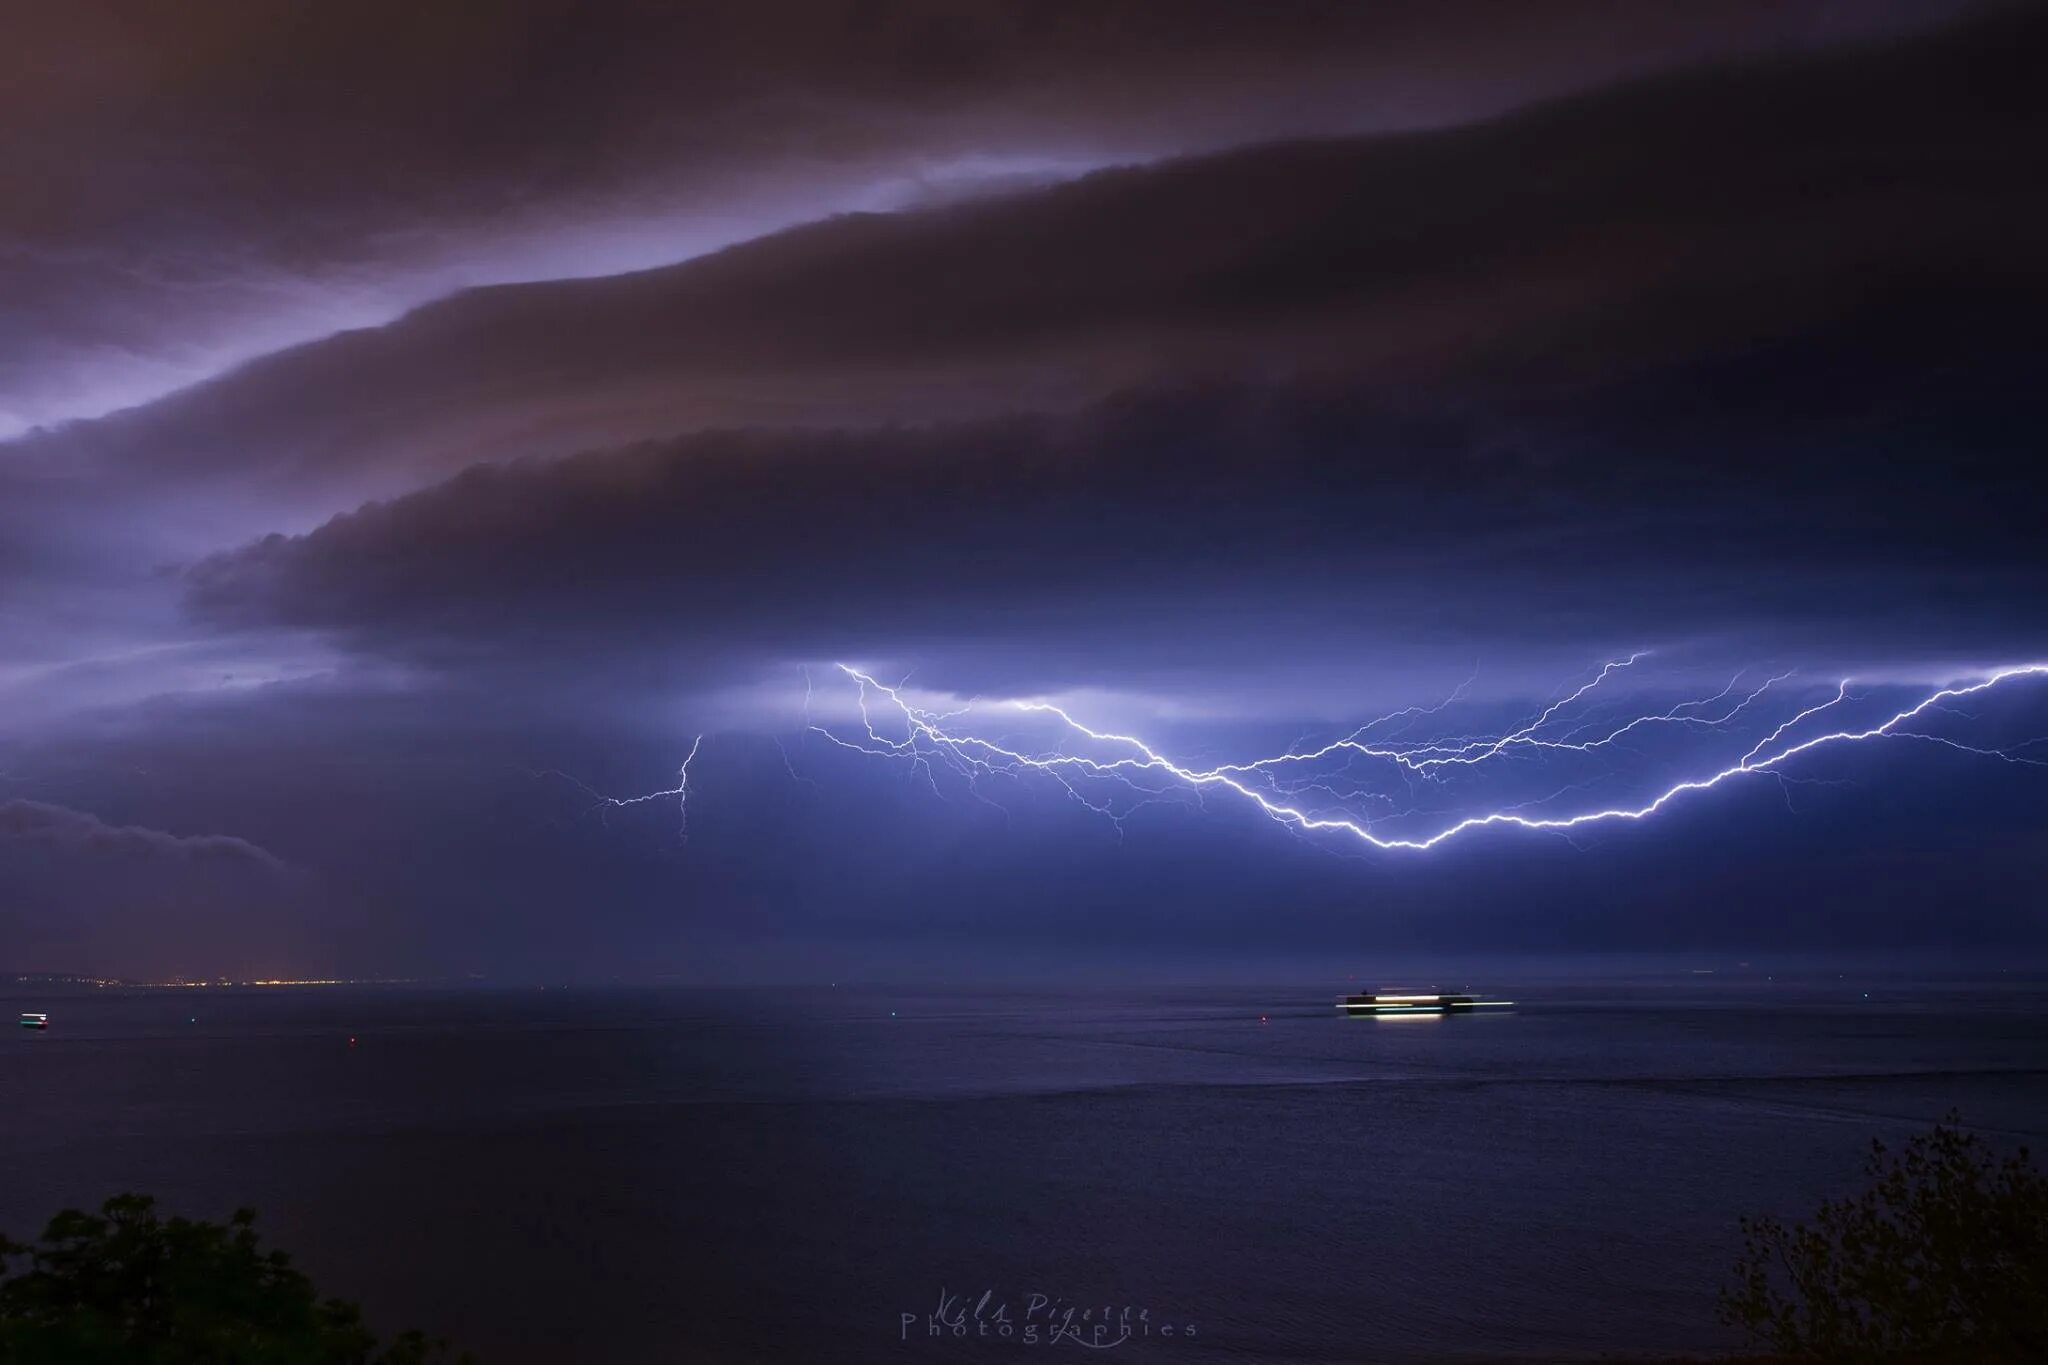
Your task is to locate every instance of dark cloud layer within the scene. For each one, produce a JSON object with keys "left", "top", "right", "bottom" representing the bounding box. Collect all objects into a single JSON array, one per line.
[
  {"left": 12, "top": 1, "right": 2038, "bottom": 512},
  {"left": 1, "top": 0, "right": 1979, "bottom": 435},
  {"left": 184, "top": 350, "right": 2047, "bottom": 699}
]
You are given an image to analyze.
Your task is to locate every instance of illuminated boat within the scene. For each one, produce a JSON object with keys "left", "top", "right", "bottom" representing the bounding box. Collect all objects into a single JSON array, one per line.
[
  {"left": 1339, "top": 992, "right": 1513, "bottom": 1015},
  {"left": 18, "top": 1012, "right": 48, "bottom": 1030}
]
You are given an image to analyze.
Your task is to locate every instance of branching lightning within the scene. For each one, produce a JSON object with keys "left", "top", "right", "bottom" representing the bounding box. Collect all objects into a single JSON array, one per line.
[
  {"left": 545, "top": 734, "right": 703, "bottom": 838},
  {"left": 801, "top": 658, "right": 2048, "bottom": 852}
]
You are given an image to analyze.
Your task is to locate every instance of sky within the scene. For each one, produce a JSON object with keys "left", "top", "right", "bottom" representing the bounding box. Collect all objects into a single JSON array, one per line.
[{"left": 2, "top": 0, "right": 2045, "bottom": 981}]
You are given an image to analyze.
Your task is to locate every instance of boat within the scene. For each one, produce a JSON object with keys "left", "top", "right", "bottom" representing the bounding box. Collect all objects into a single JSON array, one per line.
[
  {"left": 18, "top": 1012, "right": 49, "bottom": 1030},
  {"left": 1339, "top": 992, "right": 1513, "bottom": 1016}
]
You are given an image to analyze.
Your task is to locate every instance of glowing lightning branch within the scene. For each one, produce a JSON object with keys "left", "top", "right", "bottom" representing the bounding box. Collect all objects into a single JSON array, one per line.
[
  {"left": 1402, "top": 651, "right": 1646, "bottom": 767},
  {"left": 809, "top": 661, "right": 2048, "bottom": 853},
  {"left": 546, "top": 735, "right": 703, "bottom": 839}
]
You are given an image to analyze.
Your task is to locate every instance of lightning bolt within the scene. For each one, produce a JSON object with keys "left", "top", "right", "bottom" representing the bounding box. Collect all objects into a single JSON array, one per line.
[
  {"left": 806, "top": 660, "right": 2048, "bottom": 852},
  {"left": 543, "top": 734, "right": 703, "bottom": 839}
]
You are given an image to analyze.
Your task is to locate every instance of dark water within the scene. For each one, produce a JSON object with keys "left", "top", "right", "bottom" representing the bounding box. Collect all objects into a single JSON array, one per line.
[{"left": 2, "top": 972, "right": 2044, "bottom": 1363}]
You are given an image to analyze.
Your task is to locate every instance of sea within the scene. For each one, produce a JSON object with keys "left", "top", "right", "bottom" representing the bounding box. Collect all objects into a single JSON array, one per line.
[{"left": 3, "top": 967, "right": 2044, "bottom": 1363}]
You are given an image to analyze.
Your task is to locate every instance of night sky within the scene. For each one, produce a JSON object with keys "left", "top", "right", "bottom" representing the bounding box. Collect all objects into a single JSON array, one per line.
[{"left": 2, "top": 1, "right": 2044, "bottom": 981}]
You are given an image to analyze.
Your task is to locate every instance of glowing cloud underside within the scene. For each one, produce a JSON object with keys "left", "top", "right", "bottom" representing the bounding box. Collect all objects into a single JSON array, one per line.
[{"left": 804, "top": 660, "right": 2048, "bottom": 852}]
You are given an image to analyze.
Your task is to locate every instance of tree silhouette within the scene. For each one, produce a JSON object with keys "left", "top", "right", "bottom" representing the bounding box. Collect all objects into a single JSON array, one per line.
[
  {"left": 0, "top": 1194, "right": 472, "bottom": 1364},
  {"left": 1719, "top": 1116, "right": 2047, "bottom": 1361}
]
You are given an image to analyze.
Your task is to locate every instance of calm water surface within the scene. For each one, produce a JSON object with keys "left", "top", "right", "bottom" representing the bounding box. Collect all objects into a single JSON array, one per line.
[{"left": 3, "top": 972, "right": 2044, "bottom": 1362}]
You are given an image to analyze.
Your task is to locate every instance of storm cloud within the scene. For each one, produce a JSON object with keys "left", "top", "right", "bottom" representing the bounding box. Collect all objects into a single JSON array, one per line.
[
  {"left": 2, "top": 0, "right": 1981, "bottom": 438},
  {"left": 3, "top": 2, "right": 2045, "bottom": 978},
  {"left": 181, "top": 362, "right": 2045, "bottom": 705},
  {"left": 15, "top": 3, "right": 2042, "bottom": 519}
]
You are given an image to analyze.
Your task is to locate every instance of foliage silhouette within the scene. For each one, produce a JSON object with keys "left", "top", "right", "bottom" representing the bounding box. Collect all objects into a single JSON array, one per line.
[
  {"left": 1719, "top": 1115, "right": 2047, "bottom": 1361},
  {"left": 0, "top": 1194, "right": 472, "bottom": 1364}
]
